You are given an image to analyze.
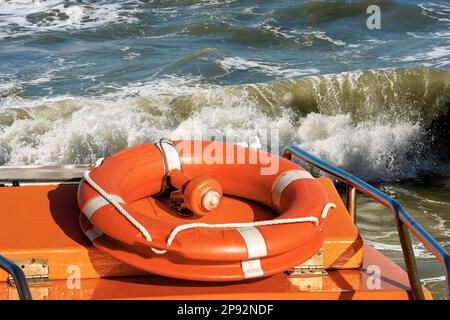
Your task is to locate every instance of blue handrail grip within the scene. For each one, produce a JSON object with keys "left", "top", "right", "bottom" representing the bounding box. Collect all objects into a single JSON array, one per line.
[
  {"left": 399, "top": 208, "right": 448, "bottom": 259},
  {"left": 398, "top": 207, "right": 450, "bottom": 293},
  {"left": 284, "top": 144, "right": 450, "bottom": 298}
]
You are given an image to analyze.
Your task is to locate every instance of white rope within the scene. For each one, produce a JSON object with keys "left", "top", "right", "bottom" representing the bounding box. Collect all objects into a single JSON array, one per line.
[
  {"left": 165, "top": 202, "right": 336, "bottom": 247},
  {"left": 83, "top": 170, "right": 153, "bottom": 243},
  {"left": 321, "top": 203, "right": 336, "bottom": 218}
]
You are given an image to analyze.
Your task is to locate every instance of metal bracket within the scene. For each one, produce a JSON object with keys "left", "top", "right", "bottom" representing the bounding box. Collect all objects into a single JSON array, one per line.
[
  {"left": 156, "top": 190, "right": 194, "bottom": 217},
  {"left": 8, "top": 258, "right": 49, "bottom": 286},
  {"left": 287, "top": 248, "right": 327, "bottom": 277}
]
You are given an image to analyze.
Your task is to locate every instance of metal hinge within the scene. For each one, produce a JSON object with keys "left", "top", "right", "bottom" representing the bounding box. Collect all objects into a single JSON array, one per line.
[
  {"left": 8, "top": 258, "right": 49, "bottom": 286},
  {"left": 287, "top": 248, "right": 327, "bottom": 277}
]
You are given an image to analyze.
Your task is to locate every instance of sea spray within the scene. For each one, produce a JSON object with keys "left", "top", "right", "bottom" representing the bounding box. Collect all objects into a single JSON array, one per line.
[{"left": 1, "top": 67, "right": 449, "bottom": 182}]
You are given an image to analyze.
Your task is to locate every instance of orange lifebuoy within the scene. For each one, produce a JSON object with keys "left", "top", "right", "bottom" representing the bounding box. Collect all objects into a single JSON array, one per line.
[{"left": 77, "top": 139, "right": 335, "bottom": 281}]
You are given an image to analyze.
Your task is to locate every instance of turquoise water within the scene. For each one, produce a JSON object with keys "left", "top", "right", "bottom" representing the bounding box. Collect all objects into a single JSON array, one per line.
[{"left": 0, "top": 0, "right": 449, "bottom": 299}]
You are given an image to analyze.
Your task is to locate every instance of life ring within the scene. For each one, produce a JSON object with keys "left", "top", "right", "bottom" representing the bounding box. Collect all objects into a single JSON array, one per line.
[{"left": 77, "top": 139, "right": 335, "bottom": 281}]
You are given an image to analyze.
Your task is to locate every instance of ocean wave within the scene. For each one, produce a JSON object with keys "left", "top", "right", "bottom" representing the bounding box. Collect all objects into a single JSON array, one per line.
[
  {"left": 385, "top": 46, "right": 450, "bottom": 68},
  {"left": 1, "top": 0, "right": 448, "bottom": 42},
  {"left": 296, "top": 113, "right": 435, "bottom": 181},
  {"left": 176, "top": 20, "right": 358, "bottom": 49},
  {"left": 0, "top": 0, "right": 141, "bottom": 39},
  {"left": 0, "top": 67, "right": 449, "bottom": 182},
  {"left": 266, "top": 0, "right": 444, "bottom": 30},
  {"left": 268, "top": 0, "right": 391, "bottom": 25},
  {"left": 216, "top": 57, "right": 320, "bottom": 79},
  {"left": 418, "top": 2, "right": 450, "bottom": 23},
  {"left": 0, "top": 81, "right": 23, "bottom": 98},
  {"left": 363, "top": 239, "right": 428, "bottom": 256}
]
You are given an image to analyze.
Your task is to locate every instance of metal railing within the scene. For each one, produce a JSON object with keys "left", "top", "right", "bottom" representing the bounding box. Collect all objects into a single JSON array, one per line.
[
  {"left": 283, "top": 145, "right": 450, "bottom": 300},
  {"left": 0, "top": 255, "right": 32, "bottom": 300}
]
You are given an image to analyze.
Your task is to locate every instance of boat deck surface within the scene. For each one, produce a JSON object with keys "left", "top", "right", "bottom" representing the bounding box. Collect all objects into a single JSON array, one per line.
[
  {"left": 0, "top": 178, "right": 432, "bottom": 300},
  {"left": 2, "top": 244, "right": 425, "bottom": 300}
]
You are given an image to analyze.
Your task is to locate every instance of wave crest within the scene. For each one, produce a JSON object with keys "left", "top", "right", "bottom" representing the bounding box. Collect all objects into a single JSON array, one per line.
[{"left": 1, "top": 67, "right": 449, "bottom": 182}]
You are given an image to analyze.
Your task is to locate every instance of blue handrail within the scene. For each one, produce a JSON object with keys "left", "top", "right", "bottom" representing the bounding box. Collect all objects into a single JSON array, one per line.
[
  {"left": 283, "top": 145, "right": 450, "bottom": 300},
  {"left": 0, "top": 255, "right": 32, "bottom": 300}
]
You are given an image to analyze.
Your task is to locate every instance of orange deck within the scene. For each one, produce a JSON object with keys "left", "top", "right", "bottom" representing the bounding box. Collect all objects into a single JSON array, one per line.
[
  {"left": 0, "top": 178, "right": 432, "bottom": 299},
  {"left": 1, "top": 244, "right": 431, "bottom": 300}
]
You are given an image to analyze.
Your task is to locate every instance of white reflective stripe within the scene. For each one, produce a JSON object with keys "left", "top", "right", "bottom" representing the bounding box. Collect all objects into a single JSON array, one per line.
[
  {"left": 242, "top": 259, "right": 264, "bottom": 279},
  {"left": 237, "top": 227, "right": 267, "bottom": 279},
  {"left": 236, "top": 227, "right": 267, "bottom": 259},
  {"left": 272, "top": 170, "right": 314, "bottom": 211},
  {"left": 83, "top": 194, "right": 125, "bottom": 220},
  {"left": 85, "top": 226, "right": 103, "bottom": 241},
  {"left": 158, "top": 140, "right": 181, "bottom": 172}
]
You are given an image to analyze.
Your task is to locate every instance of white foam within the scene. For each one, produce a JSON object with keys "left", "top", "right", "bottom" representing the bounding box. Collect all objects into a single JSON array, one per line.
[
  {"left": 364, "top": 239, "right": 428, "bottom": 256},
  {"left": 418, "top": 2, "right": 450, "bottom": 23},
  {"left": 293, "top": 30, "right": 348, "bottom": 47},
  {"left": 27, "top": 77, "right": 51, "bottom": 85},
  {"left": 260, "top": 23, "right": 297, "bottom": 41},
  {"left": 0, "top": 96, "right": 172, "bottom": 165},
  {"left": 1, "top": 92, "right": 443, "bottom": 184},
  {"left": 397, "top": 46, "right": 450, "bottom": 64},
  {"left": 217, "top": 57, "right": 320, "bottom": 79},
  {"left": 309, "top": 31, "right": 347, "bottom": 46},
  {"left": 421, "top": 276, "right": 446, "bottom": 285},
  {"left": 109, "top": 74, "right": 220, "bottom": 98},
  {"left": 0, "top": 0, "right": 140, "bottom": 38},
  {"left": 189, "top": 0, "right": 240, "bottom": 9},
  {"left": 0, "top": 81, "right": 23, "bottom": 97},
  {"left": 0, "top": 69, "right": 448, "bottom": 183},
  {"left": 171, "top": 105, "right": 294, "bottom": 152},
  {"left": 407, "top": 31, "right": 450, "bottom": 39},
  {"left": 295, "top": 113, "right": 439, "bottom": 182}
]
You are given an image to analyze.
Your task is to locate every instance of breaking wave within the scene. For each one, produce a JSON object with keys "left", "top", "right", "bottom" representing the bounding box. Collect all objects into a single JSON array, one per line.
[{"left": 1, "top": 67, "right": 449, "bottom": 182}]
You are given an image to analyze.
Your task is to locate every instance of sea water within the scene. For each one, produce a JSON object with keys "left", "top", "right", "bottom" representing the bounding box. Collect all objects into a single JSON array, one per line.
[{"left": 0, "top": 0, "right": 449, "bottom": 299}]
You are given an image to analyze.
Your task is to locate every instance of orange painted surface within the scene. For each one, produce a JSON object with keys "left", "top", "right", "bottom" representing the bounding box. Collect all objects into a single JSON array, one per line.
[
  {"left": 0, "top": 244, "right": 432, "bottom": 300},
  {"left": 0, "top": 177, "right": 431, "bottom": 299},
  {"left": 320, "top": 179, "right": 363, "bottom": 269},
  {"left": 0, "top": 177, "right": 359, "bottom": 282},
  {"left": 0, "top": 184, "right": 146, "bottom": 281}
]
